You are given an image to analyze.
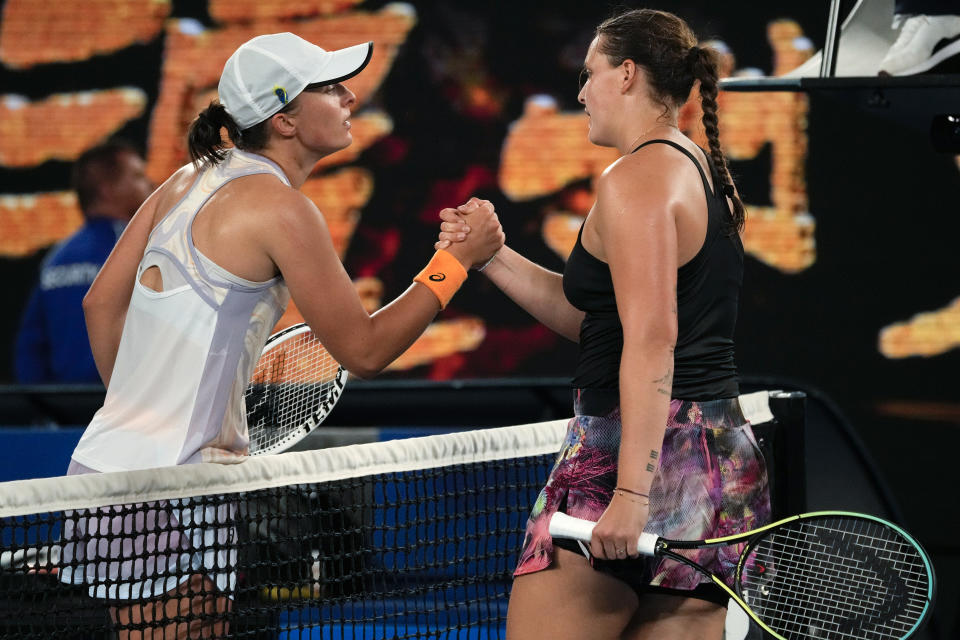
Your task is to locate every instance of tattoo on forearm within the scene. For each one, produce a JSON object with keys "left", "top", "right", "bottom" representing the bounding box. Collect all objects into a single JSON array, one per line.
[
  {"left": 646, "top": 449, "right": 659, "bottom": 473},
  {"left": 652, "top": 369, "right": 671, "bottom": 385},
  {"left": 652, "top": 366, "right": 673, "bottom": 396}
]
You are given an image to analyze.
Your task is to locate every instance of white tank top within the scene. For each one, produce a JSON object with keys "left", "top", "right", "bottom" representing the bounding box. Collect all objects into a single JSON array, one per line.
[{"left": 72, "top": 149, "right": 291, "bottom": 472}]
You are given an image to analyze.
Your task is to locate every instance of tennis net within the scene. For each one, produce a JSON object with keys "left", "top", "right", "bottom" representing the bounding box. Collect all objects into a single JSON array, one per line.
[{"left": 0, "top": 419, "right": 567, "bottom": 639}]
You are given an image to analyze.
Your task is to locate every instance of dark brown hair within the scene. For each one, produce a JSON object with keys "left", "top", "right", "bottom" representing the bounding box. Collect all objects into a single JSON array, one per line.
[
  {"left": 72, "top": 139, "right": 143, "bottom": 213},
  {"left": 596, "top": 9, "right": 745, "bottom": 232},
  {"left": 186, "top": 100, "right": 296, "bottom": 168}
]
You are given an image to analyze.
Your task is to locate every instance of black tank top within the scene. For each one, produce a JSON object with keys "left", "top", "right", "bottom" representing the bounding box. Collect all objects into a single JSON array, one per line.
[{"left": 562, "top": 139, "right": 742, "bottom": 404}]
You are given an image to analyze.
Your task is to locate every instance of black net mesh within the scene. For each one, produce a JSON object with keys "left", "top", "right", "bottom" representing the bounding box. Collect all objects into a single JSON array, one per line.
[{"left": 0, "top": 425, "right": 561, "bottom": 639}]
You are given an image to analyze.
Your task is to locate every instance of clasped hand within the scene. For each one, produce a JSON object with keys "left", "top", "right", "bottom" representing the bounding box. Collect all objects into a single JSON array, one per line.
[{"left": 434, "top": 197, "right": 503, "bottom": 269}]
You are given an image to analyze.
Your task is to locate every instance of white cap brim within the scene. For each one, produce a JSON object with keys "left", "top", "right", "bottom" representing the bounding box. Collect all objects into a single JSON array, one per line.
[
  {"left": 218, "top": 36, "right": 376, "bottom": 130},
  {"left": 310, "top": 41, "right": 374, "bottom": 86}
]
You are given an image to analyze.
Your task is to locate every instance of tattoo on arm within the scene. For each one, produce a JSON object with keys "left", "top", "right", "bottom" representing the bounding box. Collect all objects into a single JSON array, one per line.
[
  {"left": 652, "top": 366, "right": 673, "bottom": 396},
  {"left": 646, "top": 449, "right": 659, "bottom": 473}
]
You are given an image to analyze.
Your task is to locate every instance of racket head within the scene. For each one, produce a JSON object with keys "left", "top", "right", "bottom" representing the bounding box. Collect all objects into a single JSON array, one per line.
[
  {"left": 734, "top": 511, "right": 936, "bottom": 640},
  {"left": 244, "top": 323, "right": 347, "bottom": 456}
]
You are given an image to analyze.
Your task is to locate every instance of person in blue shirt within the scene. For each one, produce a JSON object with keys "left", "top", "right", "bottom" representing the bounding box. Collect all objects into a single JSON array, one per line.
[{"left": 14, "top": 140, "right": 154, "bottom": 384}]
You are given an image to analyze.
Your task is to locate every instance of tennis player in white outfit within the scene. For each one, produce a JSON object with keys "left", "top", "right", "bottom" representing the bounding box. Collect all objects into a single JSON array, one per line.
[{"left": 61, "top": 32, "right": 504, "bottom": 639}]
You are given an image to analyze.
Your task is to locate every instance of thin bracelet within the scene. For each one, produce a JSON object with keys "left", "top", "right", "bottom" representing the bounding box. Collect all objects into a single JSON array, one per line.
[
  {"left": 615, "top": 487, "right": 649, "bottom": 499},
  {"left": 475, "top": 250, "right": 499, "bottom": 272},
  {"left": 615, "top": 490, "right": 649, "bottom": 505}
]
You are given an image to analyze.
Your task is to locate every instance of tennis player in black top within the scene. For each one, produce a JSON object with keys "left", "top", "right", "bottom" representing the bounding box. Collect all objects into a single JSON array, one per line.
[{"left": 437, "top": 9, "right": 770, "bottom": 640}]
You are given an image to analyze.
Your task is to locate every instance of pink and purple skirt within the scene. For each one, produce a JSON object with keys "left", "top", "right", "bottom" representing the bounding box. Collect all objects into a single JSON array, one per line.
[{"left": 515, "top": 391, "right": 770, "bottom": 603}]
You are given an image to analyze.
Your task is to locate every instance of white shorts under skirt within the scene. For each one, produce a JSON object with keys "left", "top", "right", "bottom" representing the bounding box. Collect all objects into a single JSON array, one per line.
[{"left": 57, "top": 459, "right": 236, "bottom": 601}]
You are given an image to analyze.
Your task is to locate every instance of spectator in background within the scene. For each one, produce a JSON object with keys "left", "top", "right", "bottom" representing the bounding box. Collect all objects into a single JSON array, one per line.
[{"left": 14, "top": 140, "right": 153, "bottom": 384}]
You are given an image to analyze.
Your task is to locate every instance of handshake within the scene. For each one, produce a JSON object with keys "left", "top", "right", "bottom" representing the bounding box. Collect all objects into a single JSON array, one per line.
[{"left": 434, "top": 197, "right": 505, "bottom": 271}]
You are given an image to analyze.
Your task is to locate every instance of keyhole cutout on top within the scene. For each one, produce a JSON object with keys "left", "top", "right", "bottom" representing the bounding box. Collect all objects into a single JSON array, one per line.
[{"left": 139, "top": 265, "right": 164, "bottom": 292}]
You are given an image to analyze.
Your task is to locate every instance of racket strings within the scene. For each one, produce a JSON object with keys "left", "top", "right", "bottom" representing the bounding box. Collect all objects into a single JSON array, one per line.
[
  {"left": 743, "top": 535, "right": 925, "bottom": 638},
  {"left": 744, "top": 545, "right": 921, "bottom": 637},
  {"left": 746, "top": 545, "right": 902, "bottom": 634},
  {"left": 739, "top": 517, "right": 930, "bottom": 639},
  {"left": 245, "top": 330, "right": 344, "bottom": 454}
]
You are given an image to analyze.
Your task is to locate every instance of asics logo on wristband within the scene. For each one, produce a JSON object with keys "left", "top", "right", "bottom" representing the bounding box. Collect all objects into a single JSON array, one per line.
[{"left": 414, "top": 250, "right": 466, "bottom": 309}]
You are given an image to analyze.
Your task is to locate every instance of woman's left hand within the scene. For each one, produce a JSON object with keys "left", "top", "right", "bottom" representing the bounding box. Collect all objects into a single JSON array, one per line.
[{"left": 589, "top": 492, "right": 649, "bottom": 560}]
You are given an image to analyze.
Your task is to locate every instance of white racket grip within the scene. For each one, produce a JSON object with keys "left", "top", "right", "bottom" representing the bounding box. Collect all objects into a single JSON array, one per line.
[
  {"left": 636, "top": 532, "right": 658, "bottom": 557},
  {"left": 548, "top": 512, "right": 660, "bottom": 557},
  {"left": 548, "top": 512, "right": 596, "bottom": 542}
]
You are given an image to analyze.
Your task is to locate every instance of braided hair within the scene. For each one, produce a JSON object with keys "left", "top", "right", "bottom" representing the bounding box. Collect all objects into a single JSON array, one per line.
[{"left": 595, "top": 9, "right": 745, "bottom": 232}]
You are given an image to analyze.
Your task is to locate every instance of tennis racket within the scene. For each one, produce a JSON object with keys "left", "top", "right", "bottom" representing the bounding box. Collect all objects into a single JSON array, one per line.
[
  {"left": 244, "top": 322, "right": 347, "bottom": 456},
  {"left": 549, "top": 510, "right": 935, "bottom": 640}
]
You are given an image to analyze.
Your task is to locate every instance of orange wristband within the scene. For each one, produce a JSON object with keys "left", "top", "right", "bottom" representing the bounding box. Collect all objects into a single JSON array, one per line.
[{"left": 413, "top": 249, "right": 468, "bottom": 309}]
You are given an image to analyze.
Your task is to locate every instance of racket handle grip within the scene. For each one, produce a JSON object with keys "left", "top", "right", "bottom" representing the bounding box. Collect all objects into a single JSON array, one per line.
[
  {"left": 548, "top": 512, "right": 660, "bottom": 557},
  {"left": 637, "top": 532, "right": 658, "bottom": 556},
  {"left": 548, "top": 512, "right": 595, "bottom": 542}
]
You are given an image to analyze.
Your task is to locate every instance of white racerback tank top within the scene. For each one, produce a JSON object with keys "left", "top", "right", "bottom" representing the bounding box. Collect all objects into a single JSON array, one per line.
[{"left": 71, "top": 149, "right": 291, "bottom": 472}]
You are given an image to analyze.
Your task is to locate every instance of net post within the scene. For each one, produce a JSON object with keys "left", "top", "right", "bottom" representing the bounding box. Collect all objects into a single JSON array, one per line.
[{"left": 751, "top": 391, "right": 807, "bottom": 520}]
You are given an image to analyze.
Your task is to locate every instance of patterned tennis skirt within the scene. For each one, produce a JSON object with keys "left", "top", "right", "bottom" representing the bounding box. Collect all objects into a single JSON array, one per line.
[{"left": 515, "top": 391, "right": 770, "bottom": 597}]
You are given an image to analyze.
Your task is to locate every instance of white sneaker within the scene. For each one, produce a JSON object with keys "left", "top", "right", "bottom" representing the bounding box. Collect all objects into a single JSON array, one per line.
[{"left": 878, "top": 14, "right": 960, "bottom": 75}]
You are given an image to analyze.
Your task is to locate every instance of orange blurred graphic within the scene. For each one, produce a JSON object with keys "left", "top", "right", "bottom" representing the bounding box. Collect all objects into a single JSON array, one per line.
[
  {"left": 209, "top": 0, "right": 365, "bottom": 21},
  {"left": 0, "top": 193, "right": 83, "bottom": 258},
  {"left": 301, "top": 168, "right": 374, "bottom": 260},
  {"left": 880, "top": 297, "right": 960, "bottom": 359},
  {"left": 0, "top": 0, "right": 170, "bottom": 69},
  {"left": 386, "top": 317, "right": 487, "bottom": 372},
  {"left": 0, "top": 89, "right": 146, "bottom": 168}
]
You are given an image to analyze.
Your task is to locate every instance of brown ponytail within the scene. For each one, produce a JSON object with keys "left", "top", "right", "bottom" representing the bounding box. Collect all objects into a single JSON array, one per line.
[
  {"left": 187, "top": 102, "right": 241, "bottom": 168},
  {"left": 187, "top": 99, "right": 299, "bottom": 167},
  {"left": 689, "top": 47, "right": 745, "bottom": 233}
]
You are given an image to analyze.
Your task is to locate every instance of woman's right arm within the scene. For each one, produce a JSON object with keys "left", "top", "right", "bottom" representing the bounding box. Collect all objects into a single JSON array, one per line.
[
  {"left": 436, "top": 201, "right": 584, "bottom": 342},
  {"left": 471, "top": 245, "right": 583, "bottom": 342}
]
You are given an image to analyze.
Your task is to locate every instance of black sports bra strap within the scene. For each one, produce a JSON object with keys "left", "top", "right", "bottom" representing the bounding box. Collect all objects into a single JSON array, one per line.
[{"left": 631, "top": 138, "right": 716, "bottom": 199}]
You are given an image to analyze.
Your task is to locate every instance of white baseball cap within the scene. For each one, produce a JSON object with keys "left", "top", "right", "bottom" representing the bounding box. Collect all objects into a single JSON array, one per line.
[{"left": 218, "top": 33, "right": 373, "bottom": 130}]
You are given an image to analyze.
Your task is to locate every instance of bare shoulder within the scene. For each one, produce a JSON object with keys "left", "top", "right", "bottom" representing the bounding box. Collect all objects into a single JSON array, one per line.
[
  {"left": 207, "top": 171, "right": 318, "bottom": 223},
  {"left": 238, "top": 180, "right": 332, "bottom": 254},
  {"left": 160, "top": 162, "right": 203, "bottom": 195},
  {"left": 255, "top": 182, "right": 326, "bottom": 230},
  {"left": 594, "top": 147, "right": 676, "bottom": 221},
  {"left": 147, "top": 163, "right": 198, "bottom": 226}
]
